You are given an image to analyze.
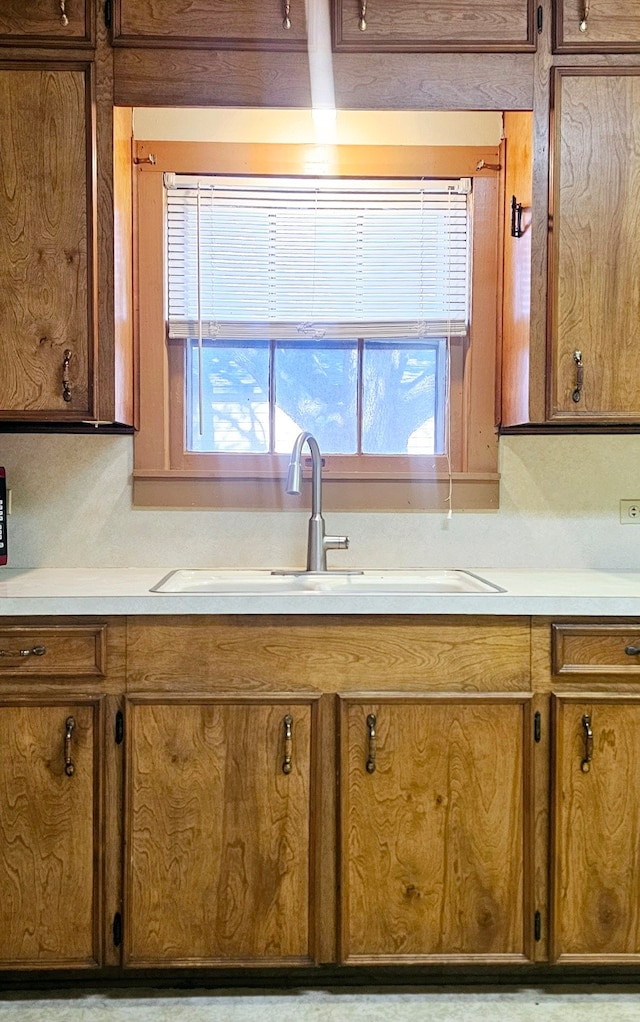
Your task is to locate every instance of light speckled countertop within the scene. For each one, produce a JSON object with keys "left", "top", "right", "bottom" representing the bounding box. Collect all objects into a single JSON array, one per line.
[{"left": 1, "top": 567, "right": 640, "bottom": 615}]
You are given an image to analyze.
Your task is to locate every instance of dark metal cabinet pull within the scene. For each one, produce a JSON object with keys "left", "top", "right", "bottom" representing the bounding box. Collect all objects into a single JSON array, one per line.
[
  {"left": 282, "top": 714, "right": 293, "bottom": 774},
  {"left": 64, "top": 716, "right": 76, "bottom": 777},
  {"left": 0, "top": 645, "right": 46, "bottom": 659},
  {"left": 572, "top": 350, "right": 583, "bottom": 403},
  {"left": 366, "top": 713, "right": 377, "bottom": 773},
  {"left": 581, "top": 714, "right": 593, "bottom": 773},
  {"left": 625, "top": 645, "right": 640, "bottom": 656},
  {"left": 511, "top": 195, "right": 524, "bottom": 237},
  {"left": 359, "top": 1, "right": 367, "bottom": 31},
  {"left": 62, "top": 349, "right": 73, "bottom": 402}
]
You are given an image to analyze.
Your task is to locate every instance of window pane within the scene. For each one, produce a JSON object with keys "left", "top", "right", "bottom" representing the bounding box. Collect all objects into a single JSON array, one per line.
[
  {"left": 186, "top": 340, "right": 270, "bottom": 453},
  {"left": 362, "top": 341, "right": 445, "bottom": 455},
  {"left": 274, "top": 342, "right": 358, "bottom": 454}
]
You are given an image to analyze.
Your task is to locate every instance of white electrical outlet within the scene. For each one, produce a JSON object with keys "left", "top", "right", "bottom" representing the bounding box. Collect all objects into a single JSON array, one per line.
[{"left": 620, "top": 499, "right": 640, "bottom": 523}]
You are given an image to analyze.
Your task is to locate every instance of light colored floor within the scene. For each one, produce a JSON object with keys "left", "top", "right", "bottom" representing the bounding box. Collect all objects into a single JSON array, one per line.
[{"left": 1, "top": 987, "right": 640, "bottom": 1021}]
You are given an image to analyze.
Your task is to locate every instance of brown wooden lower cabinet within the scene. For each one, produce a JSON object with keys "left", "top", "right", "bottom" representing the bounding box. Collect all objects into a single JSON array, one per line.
[
  {"left": 6, "top": 614, "right": 640, "bottom": 975},
  {"left": 339, "top": 694, "right": 534, "bottom": 964},
  {"left": 123, "top": 694, "right": 318, "bottom": 967},
  {"left": 0, "top": 698, "right": 103, "bottom": 968},
  {"left": 551, "top": 694, "right": 640, "bottom": 962}
]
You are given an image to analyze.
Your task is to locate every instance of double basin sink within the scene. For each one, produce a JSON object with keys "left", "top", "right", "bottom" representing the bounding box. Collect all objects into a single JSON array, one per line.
[{"left": 152, "top": 569, "right": 505, "bottom": 596}]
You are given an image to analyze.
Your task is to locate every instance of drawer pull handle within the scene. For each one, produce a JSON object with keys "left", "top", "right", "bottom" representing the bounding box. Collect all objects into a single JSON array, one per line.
[
  {"left": 0, "top": 645, "right": 47, "bottom": 659},
  {"left": 64, "top": 716, "right": 76, "bottom": 777},
  {"left": 60, "top": 0, "right": 69, "bottom": 26},
  {"left": 282, "top": 0, "right": 291, "bottom": 29},
  {"left": 581, "top": 713, "right": 593, "bottom": 773},
  {"left": 579, "top": 0, "right": 589, "bottom": 32},
  {"left": 282, "top": 713, "right": 293, "bottom": 774},
  {"left": 625, "top": 645, "right": 640, "bottom": 656},
  {"left": 366, "top": 713, "right": 377, "bottom": 773},
  {"left": 359, "top": 1, "right": 367, "bottom": 31}
]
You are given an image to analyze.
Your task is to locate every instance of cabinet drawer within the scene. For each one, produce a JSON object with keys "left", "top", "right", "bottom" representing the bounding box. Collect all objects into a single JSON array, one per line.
[
  {"left": 0, "top": 0, "right": 93, "bottom": 47},
  {"left": 332, "top": 0, "right": 535, "bottom": 52},
  {"left": 554, "top": 0, "right": 640, "bottom": 53},
  {"left": 112, "top": 0, "right": 308, "bottom": 49},
  {"left": 552, "top": 623, "right": 640, "bottom": 678},
  {"left": 0, "top": 625, "right": 106, "bottom": 679}
]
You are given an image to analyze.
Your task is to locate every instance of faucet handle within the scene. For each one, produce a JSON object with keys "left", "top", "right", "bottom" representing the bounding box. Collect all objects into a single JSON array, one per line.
[{"left": 324, "top": 535, "right": 349, "bottom": 552}]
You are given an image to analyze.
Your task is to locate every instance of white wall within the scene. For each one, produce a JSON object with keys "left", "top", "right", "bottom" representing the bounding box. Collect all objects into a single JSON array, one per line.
[
  {"left": 1, "top": 432, "right": 639, "bottom": 571},
  {"left": 3, "top": 109, "right": 637, "bottom": 573},
  {"left": 133, "top": 108, "right": 504, "bottom": 146}
]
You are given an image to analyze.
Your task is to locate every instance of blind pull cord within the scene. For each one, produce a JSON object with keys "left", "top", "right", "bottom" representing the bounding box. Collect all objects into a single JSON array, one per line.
[{"left": 196, "top": 184, "right": 204, "bottom": 436}]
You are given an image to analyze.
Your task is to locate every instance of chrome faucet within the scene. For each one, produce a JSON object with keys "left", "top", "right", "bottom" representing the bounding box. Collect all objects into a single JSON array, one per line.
[{"left": 285, "top": 431, "right": 349, "bottom": 573}]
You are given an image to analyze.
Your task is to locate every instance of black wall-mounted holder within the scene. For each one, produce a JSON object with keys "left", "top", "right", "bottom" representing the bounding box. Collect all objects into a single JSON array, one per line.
[{"left": 511, "top": 195, "right": 524, "bottom": 238}]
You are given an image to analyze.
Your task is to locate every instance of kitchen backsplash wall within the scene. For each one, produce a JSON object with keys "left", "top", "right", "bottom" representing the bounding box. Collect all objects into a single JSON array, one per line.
[{"left": 1, "top": 432, "right": 638, "bottom": 570}]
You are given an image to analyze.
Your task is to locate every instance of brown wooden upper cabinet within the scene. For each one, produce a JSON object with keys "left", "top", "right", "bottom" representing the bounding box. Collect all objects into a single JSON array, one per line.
[
  {"left": 112, "top": 0, "right": 308, "bottom": 48},
  {"left": 0, "top": 68, "right": 133, "bottom": 426},
  {"left": 332, "top": 0, "right": 536, "bottom": 51},
  {"left": 548, "top": 68, "right": 640, "bottom": 422},
  {"left": 0, "top": 0, "right": 93, "bottom": 47},
  {"left": 554, "top": 0, "right": 640, "bottom": 52},
  {"left": 0, "top": 65, "right": 99, "bottom": 422}
]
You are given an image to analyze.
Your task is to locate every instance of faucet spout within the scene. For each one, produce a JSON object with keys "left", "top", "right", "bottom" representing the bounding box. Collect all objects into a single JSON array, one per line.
[
  {"left": 286, "top": 431, "right": 323, "bottom": 517},
  {"left": 285, "top": 431, "right": 349, "bottom": 573}
]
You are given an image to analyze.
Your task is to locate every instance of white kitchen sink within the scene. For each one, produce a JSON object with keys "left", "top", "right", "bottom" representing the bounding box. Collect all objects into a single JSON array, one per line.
[{"left": 151, "top": 569, "right": 505, "bottom": 595}]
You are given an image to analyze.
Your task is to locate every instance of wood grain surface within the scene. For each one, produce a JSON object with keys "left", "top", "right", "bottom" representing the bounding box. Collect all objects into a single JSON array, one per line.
[
  {"left": 0, "top": 0, "right": 91, "bottom": 44},
  {"left": 333, "top": 0, "right": 534, "bottom": 50},
  {"left": 552, "top": 623, "right": 640, "bottom": 678},
  {"left": 339, "top": 695, "right": 532, "bottom": 962},
  {"left": 0, "top": 625, "right": 106, "bottom": 679},
  {"left": 0, "top": 68, "right": 91, "bottom": 416},
  {"left": 556, "top": 0, "right": 640, "bottom": 51},
  {"left": 125, "top": 697, "right": 315, "bottom": 966},
  {"left": 114, "top": 0, "right": 307, "bottom": 47},
  {"left": 0, "top": 700, "right": 100, "bottom": 966},
  {"left": 551, "top": 695, "right": 640, "bottom": 960},
  {"left": 125, "top": 616, "right": 531, "bottom": 693},
  {"left": 550, "top": 70, "right": 640, "bottom": 419}
]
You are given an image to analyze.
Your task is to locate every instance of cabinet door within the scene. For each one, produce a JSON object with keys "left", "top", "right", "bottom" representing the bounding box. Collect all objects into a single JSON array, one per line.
[
  {"left": 339, "top": 695, "right": 533, "bottom": 963},
  {"left": 0, "top": 1, "right": 92, "bottom": 46},
  {"left": 112, "top": 0, "right": 307, "bottom": 48},
  {"left": 551, "top": 695, "right": 640, "bottom": 961},
  {"left": 0, "top": 699, "right": 102, "bottom": 967},
  {"left": 125, "top": 697, "right": 316, "bottom": 966},
  {"left": 549, "top": 70, "right": 640, "bottom": 421},
  {"left": 332, "top": 0, "right": 535, "bottom": 52},
  {"left": 554, "top": 0, "right": 640, "bottom": 52},
  {"left": 0, "top": 66, "right": 95, "bottom": 420}
]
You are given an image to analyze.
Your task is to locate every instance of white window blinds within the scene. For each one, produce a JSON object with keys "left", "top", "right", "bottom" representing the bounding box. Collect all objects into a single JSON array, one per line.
[{"left": 166, "top": 175, "right": 470, "bottom": 341}]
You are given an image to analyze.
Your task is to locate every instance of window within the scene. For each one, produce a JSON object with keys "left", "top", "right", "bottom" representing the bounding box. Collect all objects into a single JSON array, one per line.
[{"left": 133, "top": 142, "right": 500, "bottom": 511}]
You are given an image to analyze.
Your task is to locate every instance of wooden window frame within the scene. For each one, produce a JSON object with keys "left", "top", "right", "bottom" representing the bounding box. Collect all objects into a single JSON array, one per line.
[{"left": 133, "top": 141, "right": 500, "bottom": 511}]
